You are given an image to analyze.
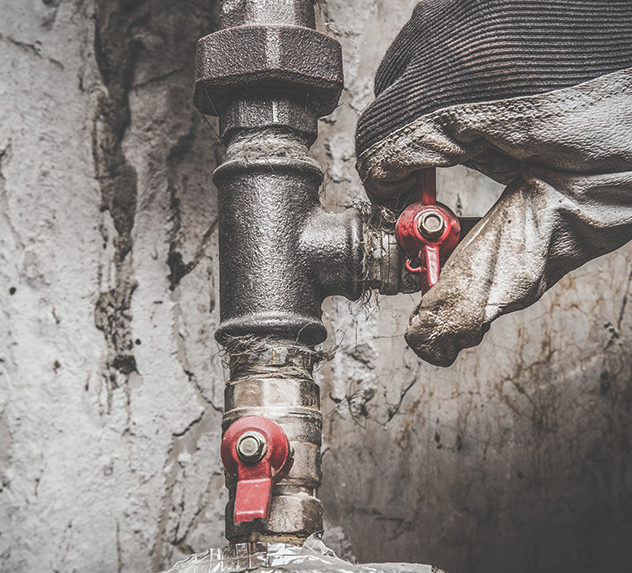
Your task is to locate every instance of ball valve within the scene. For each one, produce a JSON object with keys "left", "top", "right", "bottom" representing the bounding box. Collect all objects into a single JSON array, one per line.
[
  {"left": 395, "top": 168, "right": 461, "bottom": 293},
  {"left": 221, "top": 416, "right": 294, "bottom": 523}
]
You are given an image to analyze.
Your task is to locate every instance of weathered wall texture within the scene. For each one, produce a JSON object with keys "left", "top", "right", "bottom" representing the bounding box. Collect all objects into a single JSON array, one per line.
[{"left": 0, "top": 1, "right": 630, "bottom": 572}]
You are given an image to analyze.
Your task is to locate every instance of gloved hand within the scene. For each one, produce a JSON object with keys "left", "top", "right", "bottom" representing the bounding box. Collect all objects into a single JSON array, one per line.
[{"left": 356, "top": 0, "right": 632, "bottom": 366}]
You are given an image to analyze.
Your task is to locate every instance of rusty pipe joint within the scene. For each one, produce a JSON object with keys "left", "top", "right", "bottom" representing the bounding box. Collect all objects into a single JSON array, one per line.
[
  {"left": 195, "top": 0, "right": 419, "bottom": 546},
  {"left": 195, "top": 0, "right": 345, "bottom": 544},
  {"left": 302, "top": 207, "right": 422, "bottom": 299},
  {"left": 194, "top": 23, "right": 343, "bottom": 139},
  {"left": 299, "top": 208, "right": 364, "bottom": 301},
  {"left": 212, "top": 153, "right": 378, "bottom": 348}
]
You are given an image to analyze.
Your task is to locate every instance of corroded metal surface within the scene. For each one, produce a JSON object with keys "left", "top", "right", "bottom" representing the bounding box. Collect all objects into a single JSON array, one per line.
[
  {"left": 195, "top": 0, "right": 348, "bottom": 540},
  {"left": 220, "top": 0, "right": 317, "bottom": 29},
  {"left": 196, "top": 0, "right": 423, "bottom": 542},
  {"left": 194, "top": 26, "right": 343, "bottom": 117}
]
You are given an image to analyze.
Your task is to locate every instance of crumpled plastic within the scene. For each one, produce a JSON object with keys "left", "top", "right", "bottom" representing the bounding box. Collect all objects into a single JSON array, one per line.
[{"left": 163, "top": 535, "right": 442, "bottom": 573}]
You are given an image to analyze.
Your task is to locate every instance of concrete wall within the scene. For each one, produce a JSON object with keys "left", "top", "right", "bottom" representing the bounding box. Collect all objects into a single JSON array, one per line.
[{"left": 0, "top": 1, "right": 630, "bottom": 572}]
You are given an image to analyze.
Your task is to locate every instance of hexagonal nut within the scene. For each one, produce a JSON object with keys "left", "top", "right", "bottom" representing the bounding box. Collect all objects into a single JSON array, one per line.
[
  {"left": 219, "top": 91, "right": 320, "bottom": 141},
  {"left": 194, "top": 25, "right": 344, "bottom": 117}
]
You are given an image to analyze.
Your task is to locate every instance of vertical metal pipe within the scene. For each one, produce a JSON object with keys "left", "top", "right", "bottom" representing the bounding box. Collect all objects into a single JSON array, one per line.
[
  {"left": 194, "top": 0, "right": 425, "bottom": 544},
  {"left": 214, "top": 153, "right": 326, "bottom": 542},
  {"left": 219, "top": 0, "right": 316, "bottom": 28},
  {"left": 195, "top": 0, "right": 344, "bottom": 543}
]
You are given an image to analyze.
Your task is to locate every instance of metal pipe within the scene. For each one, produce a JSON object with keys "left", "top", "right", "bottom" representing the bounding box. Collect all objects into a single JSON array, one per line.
[{"left": 194, "top": 0, "right": 419, "bottom": 544}]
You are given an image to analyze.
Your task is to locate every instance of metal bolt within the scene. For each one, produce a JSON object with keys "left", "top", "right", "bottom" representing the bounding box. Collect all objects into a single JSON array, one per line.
[
  {"left": 236, "top": 431, "right": 267, "bottom": 463},
  {"left": 418, "top": 211, "right": 445, "bottom": 240}
]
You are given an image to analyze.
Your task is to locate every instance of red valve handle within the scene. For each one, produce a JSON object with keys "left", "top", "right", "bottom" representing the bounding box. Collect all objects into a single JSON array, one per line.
[
  {"left": 395, "top": 169, "right": 460, "bottom": 293},
  {"left": 221, "top": 416, "right": 293, "bottom": 524}
]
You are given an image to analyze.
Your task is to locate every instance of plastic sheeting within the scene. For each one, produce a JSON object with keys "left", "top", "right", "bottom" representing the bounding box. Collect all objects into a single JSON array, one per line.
[{"left": 164, "top": 535, "right": 442, "bottom": 573}]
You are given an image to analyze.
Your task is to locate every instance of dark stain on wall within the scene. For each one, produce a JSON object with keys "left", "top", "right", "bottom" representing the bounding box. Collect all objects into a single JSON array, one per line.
[{"left": 92, "top": 1, "right": 147, "bottom": 409}]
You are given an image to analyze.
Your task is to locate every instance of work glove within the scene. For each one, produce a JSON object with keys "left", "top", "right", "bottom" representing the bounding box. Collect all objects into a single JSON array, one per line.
[{"left": 356, "top": 0, "right": 632, "bottom": 366}]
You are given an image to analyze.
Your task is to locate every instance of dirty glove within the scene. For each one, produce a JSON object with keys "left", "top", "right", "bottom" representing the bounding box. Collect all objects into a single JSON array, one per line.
[{"left": 356, "top": 0, "right": 632, "bottom": 366}]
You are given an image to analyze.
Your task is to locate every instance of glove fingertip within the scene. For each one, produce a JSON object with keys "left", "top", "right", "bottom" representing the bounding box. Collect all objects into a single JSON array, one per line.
[
  {"left": 405, "top": 315, "right": 460, "bottom": 368},
  {"left": 406, "top": 300, "right": 491, "bottom": 367}
]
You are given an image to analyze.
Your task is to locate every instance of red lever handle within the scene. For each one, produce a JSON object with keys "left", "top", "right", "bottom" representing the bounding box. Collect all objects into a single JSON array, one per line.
[
  {"left": 395, "top": 169, "right": 460, "bottom": 293},
  {"left": 221, "top": 416, "right": 293, "bottom": 523}
]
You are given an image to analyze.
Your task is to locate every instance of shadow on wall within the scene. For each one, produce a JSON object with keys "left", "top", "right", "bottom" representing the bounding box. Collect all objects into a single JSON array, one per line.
[{"left": 319, "top": 264, "right": 632, "bottom": 573}]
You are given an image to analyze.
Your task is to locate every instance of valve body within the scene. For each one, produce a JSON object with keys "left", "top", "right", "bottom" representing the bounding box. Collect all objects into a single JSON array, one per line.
[
  {"left": 395, "top": 169, "right": 461, "bottom": 292},
  {"left": 221, "top": 416, "right": 293, "bottom": 523}
]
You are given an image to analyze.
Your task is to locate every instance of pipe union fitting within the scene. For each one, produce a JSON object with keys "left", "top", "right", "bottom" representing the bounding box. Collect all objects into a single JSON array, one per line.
[{"left": 194, "top": 26, "right": 344, "bottom": 117}]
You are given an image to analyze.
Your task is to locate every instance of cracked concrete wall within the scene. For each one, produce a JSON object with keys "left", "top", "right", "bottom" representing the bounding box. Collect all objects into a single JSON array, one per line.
[{"left": 0, "top": 1, "right": 630, "bottom": 573}]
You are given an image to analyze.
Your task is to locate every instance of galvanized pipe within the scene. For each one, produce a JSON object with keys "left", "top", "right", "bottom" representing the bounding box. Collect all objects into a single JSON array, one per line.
[{"left": 194, "top": 0, "right": 418, "bottom": 544}]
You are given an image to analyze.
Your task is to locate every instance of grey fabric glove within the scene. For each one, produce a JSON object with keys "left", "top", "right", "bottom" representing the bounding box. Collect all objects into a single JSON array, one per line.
[{"left": 356, "top": 1, "right": 632, "bottom": 366}]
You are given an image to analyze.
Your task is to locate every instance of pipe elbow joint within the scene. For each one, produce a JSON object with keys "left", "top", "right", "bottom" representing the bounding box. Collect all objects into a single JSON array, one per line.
[{"left": 299, "top": 207, "right": 364, "bottom": 301}]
